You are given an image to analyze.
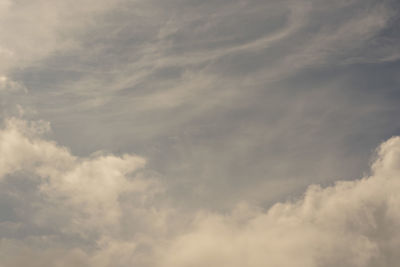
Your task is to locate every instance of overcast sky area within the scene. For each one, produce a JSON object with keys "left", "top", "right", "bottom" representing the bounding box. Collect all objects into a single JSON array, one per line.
[{"left": 1, "top": 0, "right": 400, "bottom": 266}]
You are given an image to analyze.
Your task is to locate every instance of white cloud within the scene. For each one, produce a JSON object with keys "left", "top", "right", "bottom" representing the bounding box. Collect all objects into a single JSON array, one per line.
[
  {"left": 0, "top": 117, "right": 153, "bottom": 235},
  {"left": 158, "top": 136, "right": 400, "bottom": 267},
  {"left": 0, "top": 0, "right": 121, "bottom": 75},
  {"left": 1, "top": 118, "right": 400, "bottom": 266}
]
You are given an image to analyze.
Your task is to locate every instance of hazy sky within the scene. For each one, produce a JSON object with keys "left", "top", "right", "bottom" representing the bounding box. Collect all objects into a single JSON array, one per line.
[{"left": 1, "top": 0, "right": 400, "bottom": 266}]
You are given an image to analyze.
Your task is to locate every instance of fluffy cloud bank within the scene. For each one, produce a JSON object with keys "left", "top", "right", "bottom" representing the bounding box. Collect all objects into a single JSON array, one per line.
[
  {"left": 0, "top": 118, "right": 158, "bottom": 237},
  {"left": 160, "top": 137, "right": 400, "bottom": 267},
  {"left": 1, "top": 118, "right": 400, "bottom": 267}
]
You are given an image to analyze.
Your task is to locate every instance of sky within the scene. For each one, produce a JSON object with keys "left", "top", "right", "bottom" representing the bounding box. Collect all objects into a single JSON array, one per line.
[{"left": 1, "top": 0, "right": 400, "bottom": 266}]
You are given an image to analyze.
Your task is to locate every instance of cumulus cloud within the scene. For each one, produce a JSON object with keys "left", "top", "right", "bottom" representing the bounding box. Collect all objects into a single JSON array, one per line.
[
  {"left": 1, "top": 117, "right": 400, "bottom": 266},
  {"left": 158, "top": 136, "right": 400, "bottom": 267},
  {"left": 0, "top": 117, "right": 157, "bottom": 236}
]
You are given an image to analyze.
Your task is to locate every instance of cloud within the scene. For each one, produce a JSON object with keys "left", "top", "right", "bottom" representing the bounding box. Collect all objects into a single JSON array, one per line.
[
  {"left": 158, "top": 136, "right": 400, "bottom": 267},
  {"left": 1, "top": 1, "right": 400, "bottom": 266},
  {"left": 0, "top": 0, "right": 122, "bottom": 76},
  {"left": 0, "top": 76, "right": 26, "bottom": 93},
  {"left": 0, "top": 238, "right": 141, "bottom": 267},
  {"left": 1, "top": 117, "right": 400, "bottom": 266},
  {"left": 0, "top": 117, "right": 156, "bottom": 236}
]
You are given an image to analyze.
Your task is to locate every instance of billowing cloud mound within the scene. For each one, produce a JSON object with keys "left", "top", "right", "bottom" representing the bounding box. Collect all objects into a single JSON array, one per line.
[
  {"left": 0, "top": 118, "right": 150, "bottom": 230},
  {"left": 0, "top": 118, "right": 165, "bottom": 267},
  {"left": 160, "top": 137, "right": 400, "bottom": 267},
  {"left": 1, "top": 118, "right": 400, "bottom": 266}
]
